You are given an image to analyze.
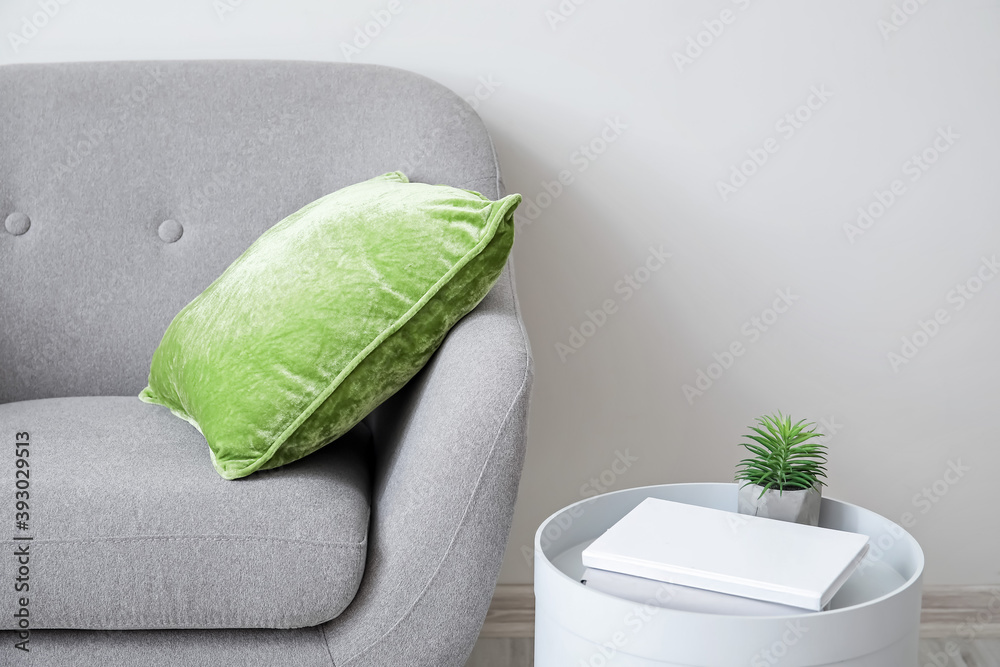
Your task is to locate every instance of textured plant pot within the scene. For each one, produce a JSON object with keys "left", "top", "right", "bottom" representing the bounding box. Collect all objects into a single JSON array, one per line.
[{"left": 737, "top": 482, "right": 822, "bottom": 526}]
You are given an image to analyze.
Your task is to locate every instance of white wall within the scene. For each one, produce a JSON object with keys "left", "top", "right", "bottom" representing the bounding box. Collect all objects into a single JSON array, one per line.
[{"left": 5, "top": 0, "right": 998, "bottom": 587}]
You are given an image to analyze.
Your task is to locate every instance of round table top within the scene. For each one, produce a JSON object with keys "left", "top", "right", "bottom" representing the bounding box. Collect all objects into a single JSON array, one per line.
[{"left": 535, "top": 482, "right": 923, "bottom": 615}]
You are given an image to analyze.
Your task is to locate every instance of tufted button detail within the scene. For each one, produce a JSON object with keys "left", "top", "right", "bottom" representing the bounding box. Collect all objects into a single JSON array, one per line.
[
  {"left": 4, "top": 212, "right": 30, "bottom": 236},
  {"left": 158, "top": 219, "right": 183, "bottom": 243}
]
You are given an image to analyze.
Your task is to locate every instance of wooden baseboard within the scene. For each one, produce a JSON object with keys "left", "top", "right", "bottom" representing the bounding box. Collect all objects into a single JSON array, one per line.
[
  {"left": 481, "top": 584, "right": 1000, "bottom": 639},
  {"left": 920, "top": 585, "right": 1000, "bottom": 638},
  {"left": 479, "top": 585, "right": 534, "bottom": 637}
]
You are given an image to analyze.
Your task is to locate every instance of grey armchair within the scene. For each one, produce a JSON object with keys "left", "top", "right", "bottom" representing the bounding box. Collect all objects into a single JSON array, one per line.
[{"left": 0, "top": 60, "right": 532, "bottom": 666}]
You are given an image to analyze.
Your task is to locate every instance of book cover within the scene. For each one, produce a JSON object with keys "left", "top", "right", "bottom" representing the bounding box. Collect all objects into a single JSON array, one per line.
[{"left": 580, "top": 497, "right": 870, "bottom": 610}]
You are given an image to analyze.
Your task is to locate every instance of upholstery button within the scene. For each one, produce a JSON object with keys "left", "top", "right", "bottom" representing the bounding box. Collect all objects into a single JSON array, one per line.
[
  {"left": 4, "top": 212, "right": 30, "bottom": 236},
  {"left": 158, "top": 219, "right": 183, "bottom": 243}
]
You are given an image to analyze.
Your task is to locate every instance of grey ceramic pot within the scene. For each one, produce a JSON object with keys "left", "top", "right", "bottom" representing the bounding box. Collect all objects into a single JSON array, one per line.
[{"left": 736, "top": 482, "right": 822, "bottom": 526}]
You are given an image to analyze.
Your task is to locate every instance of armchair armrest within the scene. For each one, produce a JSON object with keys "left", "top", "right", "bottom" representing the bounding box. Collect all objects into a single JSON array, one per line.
[{"left": 323, "top": 259, "right": 533, "bottom": 667}]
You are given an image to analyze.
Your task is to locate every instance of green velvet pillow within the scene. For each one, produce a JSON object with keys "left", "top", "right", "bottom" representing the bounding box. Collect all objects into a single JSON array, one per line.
[{"left": 140, "top": 172, "right": 520, "bottom": 479}]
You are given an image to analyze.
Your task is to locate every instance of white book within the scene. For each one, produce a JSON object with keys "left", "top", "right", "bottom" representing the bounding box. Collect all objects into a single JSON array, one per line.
[
  {"left": 581, "top": 497, "right": 870, "bottom": 611},
  {"left": 581, "top": 567, "right": 821, "bottom": 616}
]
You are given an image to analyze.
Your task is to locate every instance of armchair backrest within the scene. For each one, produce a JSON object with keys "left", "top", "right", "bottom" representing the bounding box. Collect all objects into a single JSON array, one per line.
[{"left": 0, "top": 60, "right": 502, "bottom": 403}]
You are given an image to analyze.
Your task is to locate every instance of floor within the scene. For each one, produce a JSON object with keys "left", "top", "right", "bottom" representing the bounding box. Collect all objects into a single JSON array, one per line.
[{"left": 465, "top": 637, "right": 1000, "bottom": 666}]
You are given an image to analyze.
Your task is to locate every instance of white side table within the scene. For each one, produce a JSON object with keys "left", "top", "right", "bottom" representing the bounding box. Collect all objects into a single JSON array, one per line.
[{"left": 534, "top": 483, "right": 924, "bottom": 667}]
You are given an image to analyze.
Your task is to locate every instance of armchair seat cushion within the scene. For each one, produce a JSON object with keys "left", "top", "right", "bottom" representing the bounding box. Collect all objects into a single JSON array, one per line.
[{"left": 0, "top": 396, "right": 371, "bottom": 631}]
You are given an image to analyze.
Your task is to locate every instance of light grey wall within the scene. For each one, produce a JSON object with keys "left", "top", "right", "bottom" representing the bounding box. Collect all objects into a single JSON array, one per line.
[{"left": 5, "top": 0, "right": 997, "bottom": 587}]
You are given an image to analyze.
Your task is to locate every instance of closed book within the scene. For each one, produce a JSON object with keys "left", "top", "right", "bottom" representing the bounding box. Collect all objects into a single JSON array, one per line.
[
  {"left": 581, "top": 567, "right": 821, "bottom": 615},
  {"left": 581, "top": 497, "right": 869, "bottom": 610}
]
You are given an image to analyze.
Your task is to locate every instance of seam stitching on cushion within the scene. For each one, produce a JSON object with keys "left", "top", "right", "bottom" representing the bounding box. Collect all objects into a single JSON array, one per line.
[
  {"left": 487, "top": 128, "right": 502, "bottom": 198},
  {"left": 319, "top": 624, "right": 338, "bottom": 667},
  {"left": 336, "top": 334, "right": 531, "bottom": 665},
  {"left": 32, "top": 622, "right": 336, "bottom": 632},
  {"left": 460, "top": 174, "right": 497, "bottom": 190},
  {"left": 41, "top": 597, "right": 353, "bottom": 631},
  {"left": 485, "top": 123, "right": 528, "bottom": 364},
  {"left": 34, "top": 613, "right": 349, "bottom": 631},
  {"left": 28, "top": 536, "right": 367, "bottom": 547},
  {"left": 232, "top": 186, "right": 520, "bottom": 478},
  {"left": 504, "top": 260, "right": 533, "bottom": 374}
]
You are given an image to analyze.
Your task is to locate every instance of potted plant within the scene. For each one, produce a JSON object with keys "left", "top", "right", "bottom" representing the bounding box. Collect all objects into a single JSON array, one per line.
[{"left": 735, "top": 412, "right": 828, "bottom": 526}]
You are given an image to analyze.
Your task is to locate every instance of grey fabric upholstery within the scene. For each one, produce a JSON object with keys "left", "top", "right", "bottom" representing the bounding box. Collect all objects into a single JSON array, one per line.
[
  {"left": 2, "top": 628, "right": 335, "bottom": 667},
  {"left": 324, "top": 262, "right": 532, "bottom": 667},
  {"left": 0, "top": 60, "right": 502, "bottom": 403},
  {"left": 0, "top": 397, "right": 371, "bottom": 630},
  {"left": 0, "top": 60, "right": 532, "bottom": 666}
]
